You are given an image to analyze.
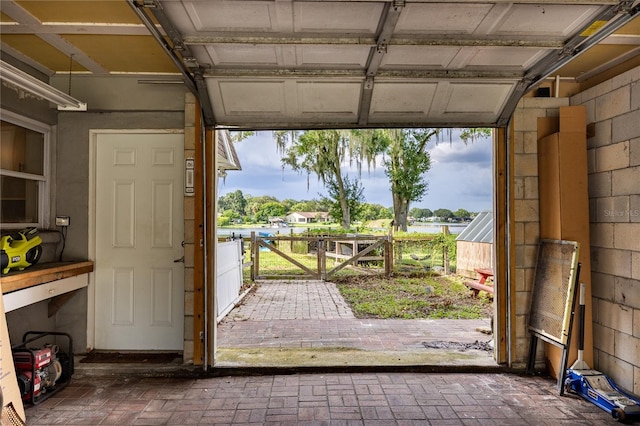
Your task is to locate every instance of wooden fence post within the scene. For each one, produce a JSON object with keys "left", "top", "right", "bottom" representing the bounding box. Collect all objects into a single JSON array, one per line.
[
  {"left": 317, "top": 238, "right": 326, "bottom": 280},
  {"left": 385, "top": 235, "right": 393, "bottom": 277},
  {"left": 441, "top": 226, "right": 450, "bottom": 275}
]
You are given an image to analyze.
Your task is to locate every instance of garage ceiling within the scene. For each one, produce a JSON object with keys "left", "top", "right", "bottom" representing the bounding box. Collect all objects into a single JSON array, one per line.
[{"left": 1, "top": 0, "right": 639, "bottom": 129}]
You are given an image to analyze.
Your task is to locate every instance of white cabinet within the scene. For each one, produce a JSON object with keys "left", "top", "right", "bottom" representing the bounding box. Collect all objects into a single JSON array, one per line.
[{"left": 3, "top": 273, "right": 88, "bottom": 312}]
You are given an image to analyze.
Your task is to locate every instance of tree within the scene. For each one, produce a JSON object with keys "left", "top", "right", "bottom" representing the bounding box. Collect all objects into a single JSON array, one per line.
[
  {"left": 361, "top": 129, "right": 434, "bottom": 232},
  {"left": 454, "top": 208, "right": 471, "bottom": 219},
  {"left": 255, "top": 201, "right": 286, "bottom": 222},
  {"left": 275, "top": 130, "right": 377, "bottom": 228},
  {"left": 290, "top": 199, "right": 328, "bottom": 213},
  {"left": 229, "top": 131, "right": 255, "bottom": 143},
  {"left": 361, "top": 203, "right": 393, "bottom": 221},
  {"left": 375, "top": 128, "right": 491, "bottom": 231},
  {"left": 316, "top": 197, "right": 334, "bottom": 213},
  {"left": 280, "top": 198, "right": 298, "bottom": 214},
  {"left": 275, "top": 127, "right": 491, "bottom": 230},
  {"left": 245, "top": 195, "right": 278, "bottom": 219},
  {"left": 218, "top": 189, "right": 247, "bottom": 217},
  {"left": 434, "top": 208, "right": 454, "bottom": 220},
  {"left": 459, "top": 128, "right": 491, "bottom": 143},
  {"left": 409, "top": 208, "right": 433, "bottom": 219},
  {"left": 320, "top": 175, "right": 365, "bottom": 225},
  {"left": 221, "top": 209, "right": 241, "bottom": 221}
]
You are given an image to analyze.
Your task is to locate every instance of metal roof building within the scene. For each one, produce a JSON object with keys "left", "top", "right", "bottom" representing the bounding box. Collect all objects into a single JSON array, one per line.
[
  {"left": 456, "top": 211, "right": 493, "bottom": 278},
  {"left": 456, "top": 211, "right": 494, "bottom": 244}
]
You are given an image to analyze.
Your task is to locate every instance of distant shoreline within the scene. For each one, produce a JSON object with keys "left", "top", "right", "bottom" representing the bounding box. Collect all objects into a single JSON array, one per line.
[{"left": 217, "top": 222, "right": 467, "bottom": 236}]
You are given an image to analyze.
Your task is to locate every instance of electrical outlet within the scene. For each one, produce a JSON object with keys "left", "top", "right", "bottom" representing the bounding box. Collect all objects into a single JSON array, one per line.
[{"left": 56, "top": 216, "right": 70, "bottom": 227}]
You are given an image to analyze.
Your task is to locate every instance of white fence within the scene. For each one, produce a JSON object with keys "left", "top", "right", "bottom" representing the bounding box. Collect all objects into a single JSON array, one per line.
[{"left": 216, "top": 240, "right": 244, "bottom": 322}]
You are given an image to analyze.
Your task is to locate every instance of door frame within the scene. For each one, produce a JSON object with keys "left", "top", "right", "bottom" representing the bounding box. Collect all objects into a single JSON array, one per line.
[
  {"left": 87, "top": 128, "right": 185, "bottom": 351},
  {"left": 207, "top": 128, "right": 515, "bottom": 367},
  {"left": 493, "top": 126, "right": 513, "bottom": 366}
]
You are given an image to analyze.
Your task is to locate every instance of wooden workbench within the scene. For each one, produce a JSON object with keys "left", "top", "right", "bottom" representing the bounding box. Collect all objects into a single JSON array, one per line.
[
  {"left": 1, "top": 261, "right": 93, "bottom": 313},
  {"left": 1, "top": 261, "right": 93, "bottom": 294}
]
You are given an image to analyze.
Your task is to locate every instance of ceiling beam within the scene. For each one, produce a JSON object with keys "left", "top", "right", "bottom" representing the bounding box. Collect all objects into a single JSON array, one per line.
[
  {"left": 0, "top": 24, "right": 157, "bottom": 36},
  {"left": 0, "top": 0, "right": 108, "bottom": 74},
  {"left": 598, "top": 34, "right": 640, "bottom": 44},
  {"left": 576, "top": 45, "right": 640, "bottom": 81},
  {"left": 0, "top": 41, "right": 55, "bottom": 76}
]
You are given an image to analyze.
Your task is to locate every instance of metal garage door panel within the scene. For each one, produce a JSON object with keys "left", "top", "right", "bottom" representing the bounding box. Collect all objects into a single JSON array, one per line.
[
  {"left": 445, "top": 83, "right": 514, "bottom": 114},
  {"left": 369, "top": 82, "right": 438, "bottom": 116},
  {"left": 148, "top": 0, "right": 630, "bottom": 128},
  {"left": 465, "top": 47, "right": 551, "bottom": 70},
  {"left": 293, "top": 1, "right": 384, "bottom": 33},
  {"left": 206, "top": 44, "right": 280, "bottom": 66},
  {"left": 296, "top": 45, "right": 370, "bottom": 68},
  {"left": 367, "top": 80, "right": 515, "bottom": 125},
  {"left": 297, "top": 82, "right": 361, "bottom": 114},
  {"left": 396, "top": 3, "right": 495, "bottom": 34},
  {"left": 171, "top": 0, "right": 383, "bottom": 34},
  {"left": 204, "top": 44, "right": 370, "bottom": 69},
  {"left": 182, "top": 1, "right": 276, "bottom": 32},
  {"left": 3, "top": 0, "right": 634, "bottom": 130},
  {"left": 396, "top": 3, "right": 602, "bottom": 38},
  {"left": 208, "top": 78, "right": 363, "bottom": 126},
  {"left": 381, "top": 46, "right": 461, "bottom": 69},
  {"left": 492, "top": 4, "right": 604, "bottom": 36},
  {"left": 380, "top": 45, "right": 551, "bottom": 71},
  {"left": 216, "top": 80, "right": 287, "bottom": 115}
]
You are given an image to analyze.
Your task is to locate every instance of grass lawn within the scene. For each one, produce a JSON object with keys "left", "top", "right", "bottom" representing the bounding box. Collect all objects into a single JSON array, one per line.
[
  {"left": 332, "top": 271, "right": 493, "bottom": 320},
  {"left": 243, "top": 242, "right": 491, "bottom": 321}
]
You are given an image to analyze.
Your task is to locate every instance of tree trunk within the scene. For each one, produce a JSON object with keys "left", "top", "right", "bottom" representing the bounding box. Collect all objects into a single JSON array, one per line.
[
  {"left": 393, "top": 193, "right": 409, "bottom": 232},
  {"left": 335, "top": 171, "right": 350, "bottom": 229},
  {"left": 340, "top": 198, "right": 350, "bottom": 229}
]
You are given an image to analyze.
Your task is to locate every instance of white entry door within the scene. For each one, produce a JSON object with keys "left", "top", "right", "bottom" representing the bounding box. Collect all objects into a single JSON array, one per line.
[{"left": 94, "top": 131, "right": 184, "bottom": 350}]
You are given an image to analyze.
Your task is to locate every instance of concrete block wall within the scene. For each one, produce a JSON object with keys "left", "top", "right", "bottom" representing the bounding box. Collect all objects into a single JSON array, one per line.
[
  {"left": 511, "top": 96, "right": 569, "bottom": 363},
  {"left": 571, "top": 66, "right": 640, "bottom": 394},
  {"left": 183, "top": 93, "right": 197, "bottom": 364}
]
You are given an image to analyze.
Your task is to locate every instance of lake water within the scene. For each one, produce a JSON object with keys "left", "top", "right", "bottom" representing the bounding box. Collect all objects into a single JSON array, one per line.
[{"left": 218, "top": 223, "right": 466, "bottom": 237}]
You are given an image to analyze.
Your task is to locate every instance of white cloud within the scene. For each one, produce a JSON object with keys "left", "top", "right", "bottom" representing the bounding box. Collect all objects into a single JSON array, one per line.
[{"left": 232, "top": 131, "right": 282, "bottom": 170}]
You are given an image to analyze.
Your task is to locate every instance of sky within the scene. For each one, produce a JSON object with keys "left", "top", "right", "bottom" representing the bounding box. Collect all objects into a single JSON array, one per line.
[{"left": 219, "top": 130, "right": 493, "bottom": 213}]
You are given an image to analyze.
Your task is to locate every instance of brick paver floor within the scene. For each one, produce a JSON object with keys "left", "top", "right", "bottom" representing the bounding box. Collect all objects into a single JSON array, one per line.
[
  {"left": 21, "top": 280, "right": 625, "bottom": 424},
  {"left": 25, "top": 372, "right": 617, "bottom": 425},
  {"left": 226, "top": 280, "right": 355, "bottom": 320},
  {"left": 218, "top": 280, "right": 493, "bottom": 360}
]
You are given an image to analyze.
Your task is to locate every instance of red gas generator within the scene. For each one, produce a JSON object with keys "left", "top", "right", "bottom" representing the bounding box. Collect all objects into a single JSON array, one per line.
[{"left": 12, "top": 331, "right": 74, "bottom": 405}]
